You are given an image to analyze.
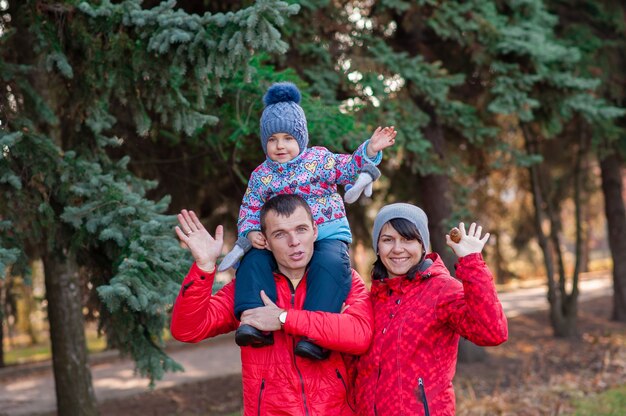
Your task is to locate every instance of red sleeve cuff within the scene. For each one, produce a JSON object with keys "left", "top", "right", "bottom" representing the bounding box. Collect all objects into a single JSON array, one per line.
[
  {"left": 184, "top": 262, "right": 216, "bottom": 284},
  {"left": 457, "top": 252, "right": 484, "bottom": 266},
  {"left": 282, "top": 309, "right": 303, "bottom": 335}
]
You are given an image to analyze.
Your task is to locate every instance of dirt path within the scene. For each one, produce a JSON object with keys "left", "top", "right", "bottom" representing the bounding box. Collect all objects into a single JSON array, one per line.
[
  {"left": 0, "top": 275, "right": 614, "bottom": 416},
  {"left": 0, "top": 334, "right": 240, "bottom": 416},
  {"left": 498, "top": 273, "right": 612, "bottom": 317}
]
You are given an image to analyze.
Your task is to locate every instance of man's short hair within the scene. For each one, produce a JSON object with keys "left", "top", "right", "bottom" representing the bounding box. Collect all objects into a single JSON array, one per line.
[{"left": 260, "top": 194, "right": 314, "bottom": 234}]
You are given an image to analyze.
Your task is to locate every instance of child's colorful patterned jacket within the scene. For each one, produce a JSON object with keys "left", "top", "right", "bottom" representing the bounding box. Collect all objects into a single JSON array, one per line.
[{"left": 237, "top": 140, "right": 381, "bottom": 243}]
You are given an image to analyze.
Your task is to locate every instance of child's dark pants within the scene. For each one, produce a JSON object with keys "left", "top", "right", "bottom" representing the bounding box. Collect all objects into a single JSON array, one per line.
[{"left": 234, "top": 239, "right": 352, "bottom": 319}]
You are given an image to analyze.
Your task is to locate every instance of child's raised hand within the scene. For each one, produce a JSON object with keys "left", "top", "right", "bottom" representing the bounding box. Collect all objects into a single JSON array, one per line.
[
  {"left": 247, "top": 231, "right": 267, "bottom": 249},
  {"left": 367, "top": 126, "right": 397, "bottom": 157}
]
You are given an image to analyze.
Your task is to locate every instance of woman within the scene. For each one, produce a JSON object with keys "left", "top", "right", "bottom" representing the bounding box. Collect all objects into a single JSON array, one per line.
[{"left": 354, "top": 203, "right": 508, "bottom": 415}]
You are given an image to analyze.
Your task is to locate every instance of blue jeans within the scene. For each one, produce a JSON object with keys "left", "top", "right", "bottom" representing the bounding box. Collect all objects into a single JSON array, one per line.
[{"left": 234, "top": 239, "right": 352, "bottom": 319}]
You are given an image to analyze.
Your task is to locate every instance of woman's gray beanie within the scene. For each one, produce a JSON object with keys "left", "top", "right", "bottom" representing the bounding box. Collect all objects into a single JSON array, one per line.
[{"left": 372, "top": 203, "right": 430, "bottom": 253}]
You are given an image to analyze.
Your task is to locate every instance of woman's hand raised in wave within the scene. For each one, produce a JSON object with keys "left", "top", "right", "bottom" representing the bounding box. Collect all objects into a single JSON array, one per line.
[{"left": 446, "top": 222, "right": 490, "bottom": 258}]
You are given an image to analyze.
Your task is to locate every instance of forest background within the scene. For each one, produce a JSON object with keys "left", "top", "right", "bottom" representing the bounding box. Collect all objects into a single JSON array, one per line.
[{"left": 0, "top": 0, "right": 625, "bottom": 415}]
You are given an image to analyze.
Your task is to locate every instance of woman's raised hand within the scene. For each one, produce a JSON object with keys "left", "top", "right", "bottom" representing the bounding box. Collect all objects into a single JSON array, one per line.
[
  {"left": 445, "top": 222, "right": 490, "bottom": 258},
  {"left": 175, "top": 209, "right": 223, "bottom": 272}
]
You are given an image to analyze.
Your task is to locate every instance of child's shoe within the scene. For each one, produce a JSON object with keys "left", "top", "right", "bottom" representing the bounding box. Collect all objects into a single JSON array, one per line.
[
  {"left": 235, "top": 324, "right": 274, "bottom": 347},
  {"left": 295, "top": 338, "right": 329, "bottom": 360}
]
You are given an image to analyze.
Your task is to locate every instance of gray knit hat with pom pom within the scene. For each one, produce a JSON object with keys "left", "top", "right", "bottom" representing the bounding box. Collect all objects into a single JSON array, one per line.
[
  {"left": 372, "top": 203, "right": 431, "bottom": 253},
  {"left": 260, "top": 82, "right": 309, "bottom": 155}
]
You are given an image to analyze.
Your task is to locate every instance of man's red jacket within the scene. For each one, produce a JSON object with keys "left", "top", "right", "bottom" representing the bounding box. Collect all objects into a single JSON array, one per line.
[
  {"left": 353, "top": 253, "right": 508, "bottom": 416},
  {"left": 170, "top": 263, "right": 373, "bottom": 416}
]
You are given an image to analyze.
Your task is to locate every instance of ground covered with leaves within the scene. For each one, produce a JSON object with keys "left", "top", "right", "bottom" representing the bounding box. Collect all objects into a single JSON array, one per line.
[
  {"left": 97, "top": 296, "right": 626, "bottom": 415},
  {"left": 455, "top": 296, "right": 626, "bottom": 415}
]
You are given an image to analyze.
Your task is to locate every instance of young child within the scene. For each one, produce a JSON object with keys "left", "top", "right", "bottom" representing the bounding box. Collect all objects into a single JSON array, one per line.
[{"left": 222, "top": 82, "right": 396, "bottom": 360}]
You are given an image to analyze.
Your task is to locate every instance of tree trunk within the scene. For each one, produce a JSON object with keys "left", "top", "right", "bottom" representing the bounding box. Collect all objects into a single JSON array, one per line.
[
  {"left": 523, "top": 124, "right": 581, "bottom": 337},
  {"left": 420, "top": 119, "right": 488, "bottom": 362},
  {"left": 420, "top": 121, "right": 457, "bottom": 273},
  {"left": 16, "top": 277, "right": 40, "bottom": 345},
  {"left": 492, "top": 231, "right": 513, "bottom": 284},
  {"left": 23, "top": 260, "right": 46, "bottom": 345},
  {"left": 43, "top": 251, "right": 99, "bottom": 416},
  {"left": 0, "top": 279, "right": 5, "bottom": 368},
  {"left": 421, "top": 172, "right": 457, "bottom": 271},
  {"left": 526, "top": 141, "right": 560, "bottom": 326},
  {"left": 600, "top": 150, "right": 626, "bottom": 321},
  {"left": 579, "top": 211, "right": 591, "bottom": 273}
]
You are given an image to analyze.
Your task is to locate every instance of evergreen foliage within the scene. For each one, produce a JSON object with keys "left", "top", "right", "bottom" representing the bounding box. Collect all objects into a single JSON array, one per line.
[
  {"left": 278, "top": 0, "right": 623, "bottom": 202},
  {"left": 545, "top": 0, "right": 626, "bottom": 322},
  {"left": 2, "top": 0, "right": 624, "bottom": 395},
  {"left": 548, "top": 0, "right": 626, "bottom": 151},
  {"left": 268, "top": 0, "right": 623, "bottom": 336},
  {"left": 0, "top": 0, "right": 299, "bottom": 387}
]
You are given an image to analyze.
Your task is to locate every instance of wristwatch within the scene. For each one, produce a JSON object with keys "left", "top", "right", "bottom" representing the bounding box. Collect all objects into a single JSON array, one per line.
[{"left": 278, "top": 311, "right": 287, "bottom": 326}]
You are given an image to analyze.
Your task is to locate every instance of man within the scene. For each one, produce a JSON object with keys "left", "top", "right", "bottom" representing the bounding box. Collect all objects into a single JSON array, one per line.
[{"left": 170, "top": 194, "right": 373, "bottom": 416}]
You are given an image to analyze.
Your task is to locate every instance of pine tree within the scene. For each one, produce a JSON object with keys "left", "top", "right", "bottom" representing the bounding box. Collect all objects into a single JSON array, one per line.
[
  {"left": 0, "top": 0, "right": 298, "bottom": 413},
  {"left": 474, "top": 0, "right": 623, "bottom": 336},
  {"left": 547, "top": 0, "right": 626, "bottom": 322},
  {"left": 267, "top": 0, "right": 623, "bottom": 339}
]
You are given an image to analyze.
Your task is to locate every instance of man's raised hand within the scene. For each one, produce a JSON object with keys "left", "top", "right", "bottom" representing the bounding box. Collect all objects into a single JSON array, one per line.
[{"left": 175, "top": 209, "right": 223, "bottom": 272}]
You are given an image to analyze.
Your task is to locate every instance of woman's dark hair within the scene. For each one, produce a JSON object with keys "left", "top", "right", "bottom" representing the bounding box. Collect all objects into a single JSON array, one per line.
[{"left": 372, "top": 217, "right": 424, "bottom": 280}]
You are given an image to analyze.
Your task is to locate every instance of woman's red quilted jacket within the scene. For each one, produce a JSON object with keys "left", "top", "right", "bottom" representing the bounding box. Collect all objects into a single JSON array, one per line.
[
  {"left": 170, "top": 263, "right": 373, "bottom": 416},
  {"left": 353, "top": 253, "right": 508, "bottom": 415}
]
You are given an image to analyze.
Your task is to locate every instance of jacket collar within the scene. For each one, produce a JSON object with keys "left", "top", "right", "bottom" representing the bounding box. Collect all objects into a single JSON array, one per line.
[
  {"left": 264, "top": 148, "right": 308, "bottom": 171},
  {"left": 371, "top": 253, "right": 447, "bottom": 299}
]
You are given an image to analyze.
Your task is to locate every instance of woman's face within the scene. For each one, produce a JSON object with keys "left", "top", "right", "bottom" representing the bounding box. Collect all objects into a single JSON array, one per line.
[{"left": 377, "top": 222, "right": 424, "bottom": 278}]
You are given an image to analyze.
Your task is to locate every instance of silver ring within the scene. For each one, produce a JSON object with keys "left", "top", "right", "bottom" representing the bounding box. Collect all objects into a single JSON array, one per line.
[{"left": 186, "top": 231, "right": 192, "bottom": 236}]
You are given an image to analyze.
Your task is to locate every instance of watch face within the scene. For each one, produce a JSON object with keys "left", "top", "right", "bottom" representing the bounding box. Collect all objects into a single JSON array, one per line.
[{"left": 279, "top": 312, "right": 287, "bottom": 324}]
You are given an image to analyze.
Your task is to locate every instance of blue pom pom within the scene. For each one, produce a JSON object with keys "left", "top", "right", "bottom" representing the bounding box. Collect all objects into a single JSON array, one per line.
[{"left": 263, "top": 82, "right": 301, "bottom": 106}]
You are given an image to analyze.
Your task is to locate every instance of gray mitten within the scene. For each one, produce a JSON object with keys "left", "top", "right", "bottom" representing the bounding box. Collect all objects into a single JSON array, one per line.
[
  {"left": 218, "top": 236, "right": 253, "bottom": 272},
  {"left": 344, "top": 164, "right": 382, "bottom": 204}
]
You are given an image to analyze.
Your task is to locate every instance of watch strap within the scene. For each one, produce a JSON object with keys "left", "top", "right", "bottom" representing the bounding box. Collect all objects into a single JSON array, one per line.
[{"left": 279, "top": 311, "right": 287, "bottom": 326}]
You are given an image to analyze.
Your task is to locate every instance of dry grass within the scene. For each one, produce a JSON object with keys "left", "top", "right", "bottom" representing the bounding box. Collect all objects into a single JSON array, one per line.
[{"left": 455, "top": 296, "right": 626, "bottom": 415}]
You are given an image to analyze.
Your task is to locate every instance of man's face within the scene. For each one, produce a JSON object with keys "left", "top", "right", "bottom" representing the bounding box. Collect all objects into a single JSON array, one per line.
[{"left": 263, "top": 206, "right": 318, "bottom": 278}]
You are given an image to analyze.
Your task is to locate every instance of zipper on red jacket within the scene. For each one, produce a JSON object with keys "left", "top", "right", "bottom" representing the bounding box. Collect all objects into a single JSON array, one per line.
[
  {"left": 182, "top": 280, "right": 193, "bottom": 295},
  {"left": 373, "top": 366, "right": 381, "bottom": 416},
  {"left": 293, "top": 339, "right": 311, "bottom": 416},
  {"left": 416, "top": 377, "right": 430, "bottom": 416},
  {"left": 281, "top": 273, "right": 311, "bottom": 416},
  {"left": 336, "top": 368, "right": 355, "bottom": 412},
  {"left": 282, "top": 274, "right": 297, "bottom": 308},
  {"left": 257, "top": 378, "right": 265, "bottom": 416}
]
